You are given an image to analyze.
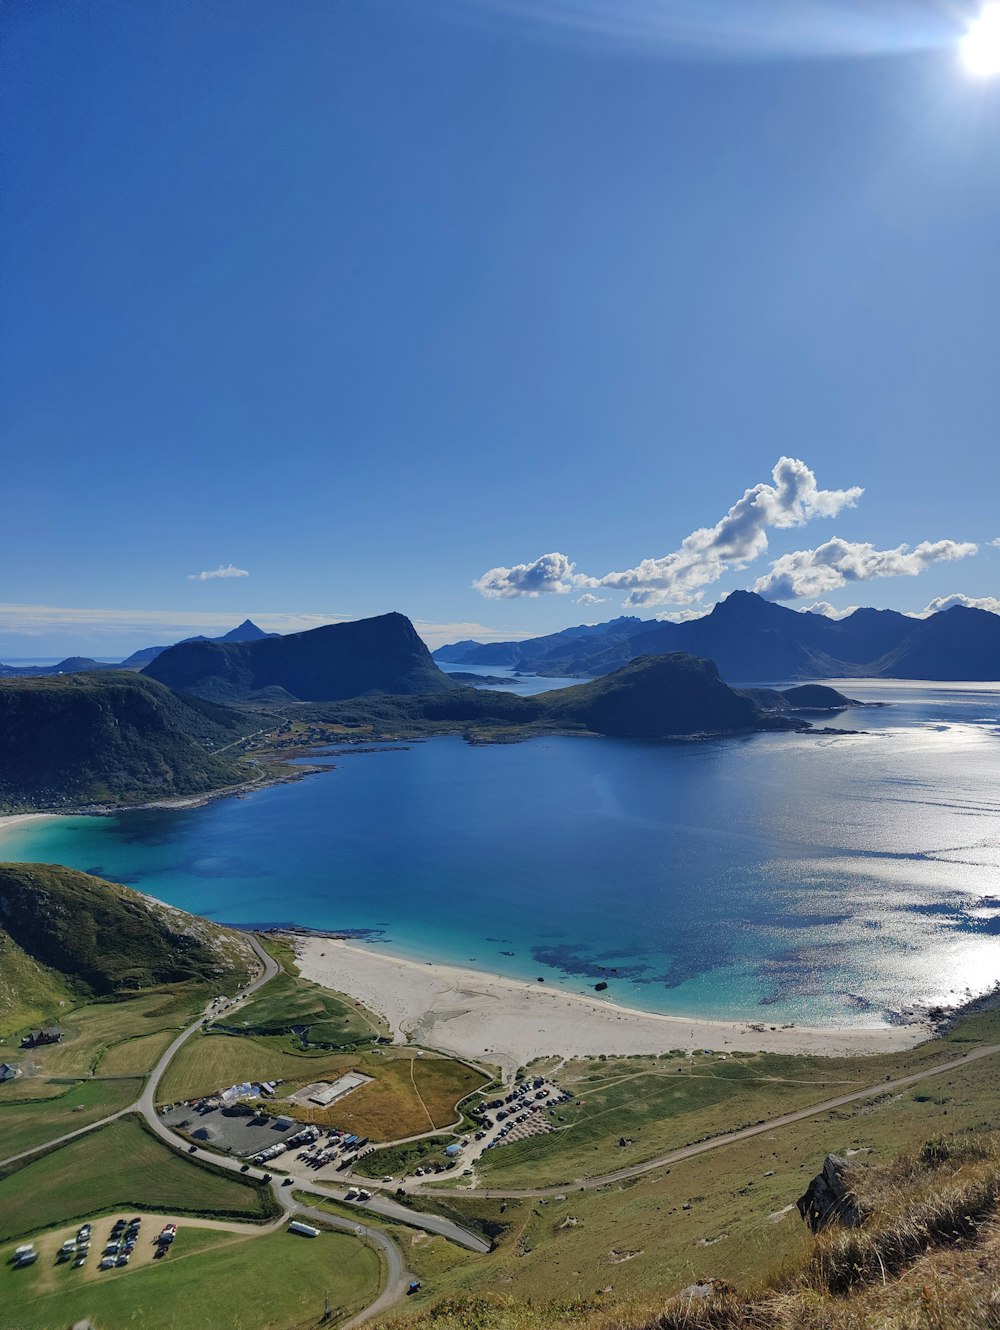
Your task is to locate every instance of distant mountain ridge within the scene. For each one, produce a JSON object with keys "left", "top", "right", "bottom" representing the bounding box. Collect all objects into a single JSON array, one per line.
[
  {"left": 118, "top": 618, "right": 274, "bottom": 669},
  {"left": 143, "top": 612, "right": 459, "bottom": 703},
  {"left": 434, "top": 592, "right": 1000, "bottom": 683},
  {"left": 0, "top": 620, "right": 274, "bottom": 677}
]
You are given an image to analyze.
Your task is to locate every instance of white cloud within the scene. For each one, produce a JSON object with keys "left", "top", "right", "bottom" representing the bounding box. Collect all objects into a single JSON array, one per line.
[
  {"left": 911, "top": 593, "right": 1000, "bottom": 618},
  {"left": 473, "top": 551, "right": 582, "bottom": 599},
  {"left": 188, "top": 564, "right": 250, "bottom": 582},
  {"left": 991, "top": 538, "right": 1000, "bottom": 548},
  {"left": 575, "top": 593, "right": 607, "bottom": 606},
  {"left": 753, "top": 538, "right": 977, "bottom": 602},
  {"left": 655, "top": 605, "right": 713, "bottom": 623},
  {"left": 798, "top": 601, "right": 861, "bottom": 620},
  {"left": 474, "top": 457, "right": 863, "bottom": 607}
]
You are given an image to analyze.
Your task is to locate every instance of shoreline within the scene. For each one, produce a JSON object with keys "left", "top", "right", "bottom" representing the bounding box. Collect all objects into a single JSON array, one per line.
[
  {"left": 0, "top": 812, "right": 59, "bottom": 840},
  {"left": 293, "top": 935, "right": 931, "bottom": 1076}
]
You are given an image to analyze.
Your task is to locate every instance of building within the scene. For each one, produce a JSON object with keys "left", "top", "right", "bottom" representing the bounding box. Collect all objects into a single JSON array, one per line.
[
  {"left": 21, "top": 1027, "right": 63, "bottom": 1048},
  {"left": 0, "top": 1063, "right": 20, "bottom": 1082}
]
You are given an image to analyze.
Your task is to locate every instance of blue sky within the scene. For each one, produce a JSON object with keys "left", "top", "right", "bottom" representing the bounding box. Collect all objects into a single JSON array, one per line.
[{"left": 3, "top": 0, "right": 999, "bottom": 656}]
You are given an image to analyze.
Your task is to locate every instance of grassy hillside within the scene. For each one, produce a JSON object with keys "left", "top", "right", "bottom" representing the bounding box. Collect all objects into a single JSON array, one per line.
[
  {"left": 0, "top": 671, "right": 255, "bottom": 811},
  {"left": 539, "top": 654, "right": 801, "bottom": 738},
  {"left": 0, "top": 863, "right": 257, "bottom": 1030},
  {"left": 301, "top": 654, "right": 805, "bottom": 742}
]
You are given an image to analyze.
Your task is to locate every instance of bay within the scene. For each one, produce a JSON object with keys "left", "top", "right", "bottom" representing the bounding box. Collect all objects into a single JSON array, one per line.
[{"left": 4, "top": 679, "right": 1000, "bottom": 1028}]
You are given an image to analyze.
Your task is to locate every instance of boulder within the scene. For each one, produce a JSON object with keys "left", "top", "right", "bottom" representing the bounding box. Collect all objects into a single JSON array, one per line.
[{"left": 797, "top": 1154, "right": 861, "bottom": 1232}]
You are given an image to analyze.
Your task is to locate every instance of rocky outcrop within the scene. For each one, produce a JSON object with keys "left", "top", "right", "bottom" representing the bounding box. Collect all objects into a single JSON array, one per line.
[{"left": 797, "top": 1154, "right": 862, "bottom": 1232}]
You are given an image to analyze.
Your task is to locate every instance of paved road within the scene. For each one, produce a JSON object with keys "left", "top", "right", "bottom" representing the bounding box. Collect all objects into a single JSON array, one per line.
[
  {"left": 297, "top": 1181, "right": 490, "bottom": 1254},
  {"left": 291, "top": 1199, "right": 413, "bottom": 1328},
  {"left": 1, "top": 937, "right": 279, "bottom": 1171},
  {"left": 423, "top": 1043, "right": 1000, "bottom": 1199}
]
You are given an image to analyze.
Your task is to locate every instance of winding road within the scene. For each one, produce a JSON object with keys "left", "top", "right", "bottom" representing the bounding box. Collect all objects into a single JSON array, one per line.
[{"left": 9, "top": 933, "right": 1000, "bottom": 1326}]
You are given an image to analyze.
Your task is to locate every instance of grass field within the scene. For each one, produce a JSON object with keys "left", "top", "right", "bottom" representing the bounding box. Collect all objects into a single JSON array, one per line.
[
  {"left": 222, "top": 963, "right": 382, "bottom": 1047},
  {"left": 97, "top": 1027, "right": 181, "bottom": 1076},
  {"left": 0, "top": 1224, "right": 381, "bottom": 1330},
  {"left": 9, "top": 986, "right": 208, "bottom": 1083},
  {"left": 330, "top": 1053, "right": 487, "bottom": 1140},
  {"left": 0, "top": 1117, "right": 274, "bottom": 1241},
  {"left": 0, "top": 1077, "right": 143, "bottom": 1160},
  {"left": 356, "top": 1020, "right": 1000, "bottom": 1319},
  {"left": 473, "top": 1036, "right": 987, "bottom": 1189},
  {"left": 159, "top": 1038, "right": 487, "bottom": 1141},
  {"left": 157, "top": 1031, "right": 356, "bottom": 1101}
]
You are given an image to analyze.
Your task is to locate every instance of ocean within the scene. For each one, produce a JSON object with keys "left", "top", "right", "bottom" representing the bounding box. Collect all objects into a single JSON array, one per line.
[{"left": 3, "top": 677, "right": 999, "bottom": 1028}]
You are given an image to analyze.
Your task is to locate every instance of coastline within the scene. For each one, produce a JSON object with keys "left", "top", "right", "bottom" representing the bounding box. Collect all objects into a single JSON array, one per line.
[
  {"left": 294, "top": 935, "right": 930, "bottom": 1076},
  {"left": 0, "top": 812, "right": 59, "bottom": 840}
]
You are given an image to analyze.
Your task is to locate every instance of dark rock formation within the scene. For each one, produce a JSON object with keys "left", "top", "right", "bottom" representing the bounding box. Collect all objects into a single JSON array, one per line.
[
  {"left": 144, "top": 612, "right": 458, "bottom": 703},
  {"left": 797, "top": 1154, "right": 861, "bottom": 1232}
]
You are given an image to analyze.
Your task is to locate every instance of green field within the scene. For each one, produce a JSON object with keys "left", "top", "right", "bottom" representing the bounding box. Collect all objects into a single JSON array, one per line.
[
  {"left": 0, "top": 1224, "right": 381, "bottom": 1330},
  {"left": 97, "top": 1027, "right": 181, "bottom": 1076},
  {"left": 221, "top": 963, "right": 382, "bottom": 1047},
  {"left": 160, "top": 1037, "right": 487, "bottom": 1141},
  {"left": 0, "top": 1117, "right": 275, "bottom": 1241},
  {"left": 0, "top": 1078, "right": 143, "bottom": 1160},
  {"left": 8, "top": 986, "right": 208, "bottom": 1083},
  {"left": 473, "top": 1039, "right": 980, "bottom": 1188}
]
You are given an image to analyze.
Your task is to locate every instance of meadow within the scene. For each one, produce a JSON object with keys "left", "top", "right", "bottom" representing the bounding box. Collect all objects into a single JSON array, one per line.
[
  {"left": 0, "top": 1117, "right": 275, "bottom": 1241},
  {"left": 472, "top": 1035, "right": 988, "bottom": 1189},
  {"left": 0, "top": 1224, "right": 381, "bottom": 1330},
  {"left": 0, "top": 1077, "right": 143, "bottom": 1160}
]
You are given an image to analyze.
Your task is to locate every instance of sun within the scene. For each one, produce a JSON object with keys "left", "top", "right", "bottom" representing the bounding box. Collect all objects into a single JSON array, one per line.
[{"left": 962, "top": 3, "right": 1000, "bottom": 76}]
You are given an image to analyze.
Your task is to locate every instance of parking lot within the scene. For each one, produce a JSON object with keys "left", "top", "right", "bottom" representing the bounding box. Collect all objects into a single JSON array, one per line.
[
  {"left": 4, "top": 1212, "right": 194, "bottom": 1287},
  {"left": 158, "top": 1103, "right": 304, "bottom": 1159}
]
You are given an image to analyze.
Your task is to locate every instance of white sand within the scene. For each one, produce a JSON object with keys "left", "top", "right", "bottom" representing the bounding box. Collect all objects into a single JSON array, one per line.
[
  {"left": 295, "top": 936, "right": 928, "bottom": 1077},
  {"left": 0, "top": 813, "right": 56, "bottom": 840}
]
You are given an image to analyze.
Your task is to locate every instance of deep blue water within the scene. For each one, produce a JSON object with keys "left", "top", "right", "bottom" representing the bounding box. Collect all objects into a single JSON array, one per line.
[{"left": 4, "top": 679, "right": 1000, "bottom": 1027}]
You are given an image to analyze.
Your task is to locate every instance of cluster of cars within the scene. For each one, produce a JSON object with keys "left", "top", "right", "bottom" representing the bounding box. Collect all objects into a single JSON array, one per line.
[
  {"left": 295, "top": 1127, "right": 370, "bottom": 1171},
  {"left": 97, "top": 1216, "right": 144, "bottom": 1269},
  {"left": 472, "top": 1077, "right": 571, "bottom": 1153},
  {"left": 57, "top": 1223, "right": 92, "bottom": 1268},
  {"left": 343, "top": 1186, "right": 373, "bottom": 1203},
  {"left": 10, "top": 1217, "right": 180, "bottom": 1277}
]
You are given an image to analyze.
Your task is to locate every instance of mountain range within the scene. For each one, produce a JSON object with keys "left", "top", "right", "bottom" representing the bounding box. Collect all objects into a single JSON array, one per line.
[
  {"left": 434, "top": 591, "right": 1000, "bottom": 683},
  {"left": 0, "top": 619, "right": 273, "bottom": 678}
]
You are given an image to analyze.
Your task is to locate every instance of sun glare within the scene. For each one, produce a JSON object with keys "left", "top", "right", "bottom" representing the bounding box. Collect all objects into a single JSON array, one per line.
[{"left": 962, "top": 3, "right": 1000, "bottom": 76}]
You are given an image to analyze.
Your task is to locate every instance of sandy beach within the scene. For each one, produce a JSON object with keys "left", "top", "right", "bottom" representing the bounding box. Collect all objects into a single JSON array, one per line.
[
  {"left": 295, "top": 936, "right": 929, "bottom": 1076},
  {"left": 0, "top": 813, "right": 57, "bottom": 841}
]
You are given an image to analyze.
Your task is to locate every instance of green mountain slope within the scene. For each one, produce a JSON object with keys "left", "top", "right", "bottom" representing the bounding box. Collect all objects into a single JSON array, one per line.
[
  {"left": 0, "top": 672, "right": 253, "bottom": 811},
  {"left": 0, "top": 863, "right": 257, "bottom": 1027},
  {"left": 309, "top": 653, "right": 805, "bottom": 740}
]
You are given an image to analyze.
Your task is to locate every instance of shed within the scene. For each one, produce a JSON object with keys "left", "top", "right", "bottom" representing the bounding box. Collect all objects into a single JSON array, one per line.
[{"left": 445, "top": 1144, "right": 462, "bottom": 1156}]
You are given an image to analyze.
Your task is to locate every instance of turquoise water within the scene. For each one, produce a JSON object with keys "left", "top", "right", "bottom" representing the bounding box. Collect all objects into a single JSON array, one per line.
[{"left": 4, "top": 680, "right": 1000, "bottom": 1027}]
